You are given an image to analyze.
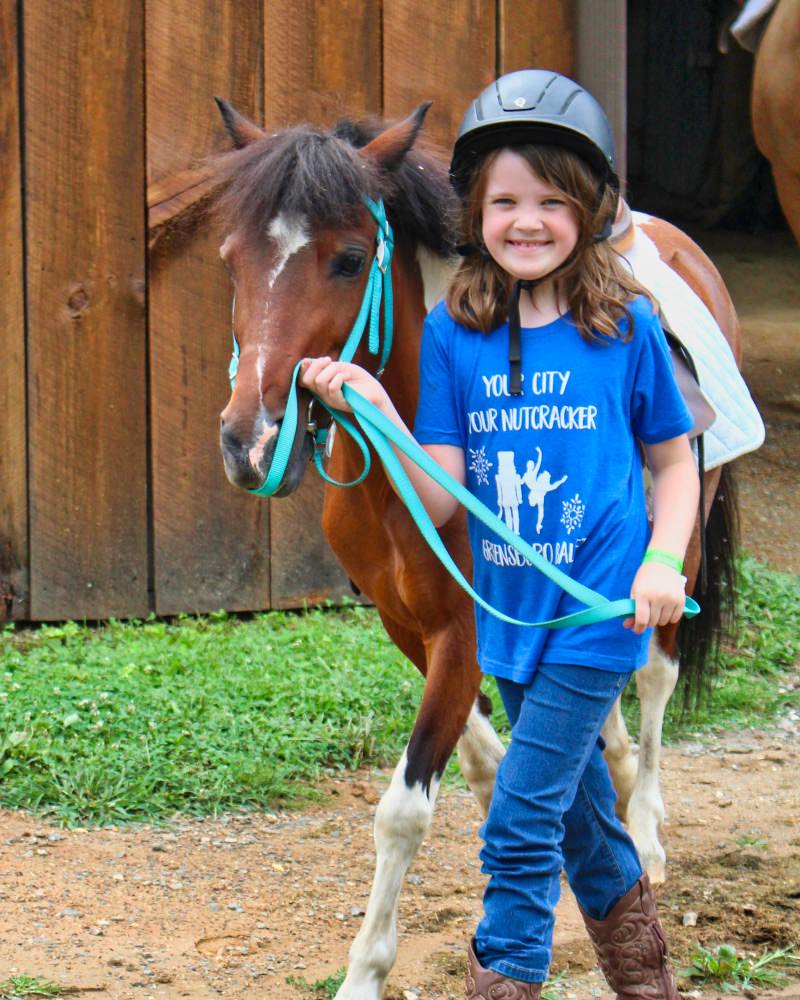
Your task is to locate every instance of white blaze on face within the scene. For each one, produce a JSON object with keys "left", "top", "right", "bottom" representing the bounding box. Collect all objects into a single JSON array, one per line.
[
  {"left": 219, "top": 234, "right": 234, "bottom": 261},
  {"left": 268, "top": 213, "right": 310, "bottom": 287}
]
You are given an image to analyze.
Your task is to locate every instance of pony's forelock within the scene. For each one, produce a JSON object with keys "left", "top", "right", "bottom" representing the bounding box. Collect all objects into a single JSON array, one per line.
[{"left": 208, "top": 116, "right": 456, "bottom": 257}]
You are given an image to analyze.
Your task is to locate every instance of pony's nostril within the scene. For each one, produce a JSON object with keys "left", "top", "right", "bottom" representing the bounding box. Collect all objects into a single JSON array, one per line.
[{"left": 220, "top": 423, "right": 244, "bottom": 455}]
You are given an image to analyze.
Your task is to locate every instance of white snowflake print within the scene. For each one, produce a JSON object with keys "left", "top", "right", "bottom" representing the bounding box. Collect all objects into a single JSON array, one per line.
[
  {"left": 468, "top": 447, "right": 493, "bottom": 486},
  {"left": 561, "top": 493, "right": 586, "bottom": 535}
]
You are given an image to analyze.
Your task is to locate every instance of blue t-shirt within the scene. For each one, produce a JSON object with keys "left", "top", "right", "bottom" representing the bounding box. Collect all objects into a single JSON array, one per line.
[{"left": 413, "top": 295, "right": 693, "bottom": 682}]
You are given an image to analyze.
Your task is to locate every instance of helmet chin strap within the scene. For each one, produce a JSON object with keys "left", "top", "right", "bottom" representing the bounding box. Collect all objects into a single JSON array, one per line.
[
  {"left": 592, "top": 178, "right": 616, "bottom": 242},
  {"left": 508, "top": 277, "right": 538, "bottom": 396},
  {"left": 593, "top": 216, "right": 614, "bottom": 242}
]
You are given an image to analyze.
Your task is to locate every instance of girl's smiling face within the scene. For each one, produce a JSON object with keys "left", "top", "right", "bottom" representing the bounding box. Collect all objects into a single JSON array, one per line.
[{"left": 481, "top": 149, "right": 579, "bottom": 284}]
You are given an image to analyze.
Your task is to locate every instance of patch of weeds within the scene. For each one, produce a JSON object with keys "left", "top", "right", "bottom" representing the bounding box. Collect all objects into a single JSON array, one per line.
[
  {"left": 679, "top": 943, "right": 800, "bottom": 991},
  {"left": 735, "top": 833, "right": 768, "bottom": 849},
  {"left": 0, "top": 975, "right": 64, "bottom": 998},
  {"left": 286, "top": 969, "right": 346, "bottom": 998},
  {"left": 541, "top": 970, "right": 572, "bottom": 999}
]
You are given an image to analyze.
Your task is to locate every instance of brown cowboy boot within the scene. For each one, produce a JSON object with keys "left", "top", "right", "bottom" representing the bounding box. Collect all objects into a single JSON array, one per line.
[
  {"left": 466, "top": 939, "right": 543, "bottom": 999},
  {"left": 580, "top": 874, "right": 679, "bottom": 999}
]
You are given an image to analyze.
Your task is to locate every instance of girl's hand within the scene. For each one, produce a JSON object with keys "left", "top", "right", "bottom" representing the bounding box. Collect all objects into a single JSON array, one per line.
[
  {"left": 624, "top": 562, "right": 687, "bottom": 634},
  {"left": 299, "top": 357, "right": 386, "bottom": 413}
]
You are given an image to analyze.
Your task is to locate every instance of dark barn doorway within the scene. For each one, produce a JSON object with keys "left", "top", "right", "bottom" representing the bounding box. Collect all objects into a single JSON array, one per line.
[{"left": 626, "top": 0, "right": 785, "bottom": 232}]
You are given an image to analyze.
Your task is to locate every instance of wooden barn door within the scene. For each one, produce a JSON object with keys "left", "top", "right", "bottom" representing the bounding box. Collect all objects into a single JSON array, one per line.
[
  {"left": 21, "top": 1, "right": 150, "bottom": 620},
  {"left": 2, "top": 0, "right": 576, "bottom": 621},
  {"left": 0, "top": 1, "right": 28, "bottom": 620},
  {"left": 260, "top": 2, "right": 383, "bottom": 609},
  {"left": 145, "top": 3, "right": 270, "bottom": 616}
]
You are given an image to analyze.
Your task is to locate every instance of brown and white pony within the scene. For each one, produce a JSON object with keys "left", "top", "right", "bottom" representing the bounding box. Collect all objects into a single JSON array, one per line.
[
  {"left": 209, "top": 103, "right": 738, "bottom": 999},
  {"left": 751, "top": 0, "right": 800, "bottom": 239}
]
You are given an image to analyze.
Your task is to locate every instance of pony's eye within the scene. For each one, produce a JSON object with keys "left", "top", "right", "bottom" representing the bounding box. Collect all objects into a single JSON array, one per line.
[{"left": 332, "top": 251, "right": 366, "bottom": 278}]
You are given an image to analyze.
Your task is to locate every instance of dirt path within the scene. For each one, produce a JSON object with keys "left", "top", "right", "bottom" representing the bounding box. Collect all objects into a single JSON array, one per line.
[
  {"left": 1, "top": 234, "right": 798, "bottom": 999},
  {"left": 1, "top": 726, "right": 799, "bottom": 999},
  {"left": 702, "top": 230, "right": 799, "bottom": 575}
]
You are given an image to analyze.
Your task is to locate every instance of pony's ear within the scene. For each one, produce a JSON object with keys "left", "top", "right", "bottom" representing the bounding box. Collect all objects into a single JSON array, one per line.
[
  {"left": 214, "top": 97, "right": 266, "bottom": 148},
  {"left": 360, "top": 102, "right": 432, "bottom": 170}
]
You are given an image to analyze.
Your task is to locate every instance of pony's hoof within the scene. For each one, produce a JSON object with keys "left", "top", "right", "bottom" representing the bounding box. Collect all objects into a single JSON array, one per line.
[{"left": 645, "top": 858, "right": 667, "bottom": 884}]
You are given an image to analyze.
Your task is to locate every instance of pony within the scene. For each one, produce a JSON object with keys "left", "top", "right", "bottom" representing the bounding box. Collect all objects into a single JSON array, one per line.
[
  {"left": 751, "top": 0, "right": 800, "bottom": 240},
  {"left": 208, "top": 103, "right": 738, "bottom": 999}
]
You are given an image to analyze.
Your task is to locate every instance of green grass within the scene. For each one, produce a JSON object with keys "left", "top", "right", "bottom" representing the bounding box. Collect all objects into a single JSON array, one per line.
[
  {"left": 0, "top": 975, "right": 64, "bottom": 998},
  {"left": 679, "top": 943, "right": 800, "bottom": 992},
  {"left": 284, "top": 964, "right": 574, "bottom": 997},
  {"left": 1, "top": 556, "right": 797, "bottom": 827},
  {"left": 286, "top": 969, "right": 347, "bottom": 998},
  {"left": 0, "top": 605, "right": 422, "bottom": 825}
]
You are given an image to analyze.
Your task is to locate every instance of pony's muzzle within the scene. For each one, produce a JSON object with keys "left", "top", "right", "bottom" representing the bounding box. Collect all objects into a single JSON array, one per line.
[{"left": 220, "top": 421, "right": 266, "bottom": 491}]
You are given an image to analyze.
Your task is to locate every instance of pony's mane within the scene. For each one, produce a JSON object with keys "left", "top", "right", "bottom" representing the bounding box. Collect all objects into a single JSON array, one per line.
[{"left": 209, "top": 116, "right": 457, "bottom": 257}]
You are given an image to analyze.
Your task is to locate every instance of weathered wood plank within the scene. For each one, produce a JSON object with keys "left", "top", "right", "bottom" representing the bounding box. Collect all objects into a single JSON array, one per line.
[
  {"left": 383, "top": 0, "right": 496, "bottom": 150},
  {"left": 0, "top": 2, "right": 28, "bottom": 620},
  {"left": 23, "top": 0, "right": 149, "bottom": 620},
  {"left": 499, "top": 0, "right": 574, "bottom": 77},
  {"left": 146, "top": 0, "right": 271, "bottom": 614},
  {"left": 264, "top": 1, "right": 381, "bottom": 608},
  {"left": 575, "top": 0, "right": 627, "bottom": 182},
  {"left": 264, "top": 0, "right": 381, "bottom": 126}
]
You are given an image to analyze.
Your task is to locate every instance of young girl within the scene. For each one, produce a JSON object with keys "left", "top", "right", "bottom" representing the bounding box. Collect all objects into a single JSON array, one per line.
[{"left": 301, "top": 70, "right": 696, "bottom": 1000}]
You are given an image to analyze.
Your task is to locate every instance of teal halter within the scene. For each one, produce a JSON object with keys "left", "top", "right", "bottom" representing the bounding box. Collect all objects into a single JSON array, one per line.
[{"left": 225, "top": 197, "right": 699, "bottom": 629}]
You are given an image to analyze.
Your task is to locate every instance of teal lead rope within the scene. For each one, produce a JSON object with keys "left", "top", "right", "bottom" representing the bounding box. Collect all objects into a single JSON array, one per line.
[{"left": 227, "top": 196, "right": 700, "bottom": 629}]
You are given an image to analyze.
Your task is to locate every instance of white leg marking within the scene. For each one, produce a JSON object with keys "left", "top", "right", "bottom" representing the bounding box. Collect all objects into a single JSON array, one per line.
[
  {"left": 335, "top": 750, "right": 438, "bottom": 1000},
  {"left": 268, "top": 212, "right": 310, "bottom": 287},
  {"left": 602, "top": 696, "right": 638, "bottom": 822},
  {"left": 457, "top": 701, "right": 505, "bottom": 817},
  {"left": 626, "top": 641, "right": 679, "bottom": 884}
]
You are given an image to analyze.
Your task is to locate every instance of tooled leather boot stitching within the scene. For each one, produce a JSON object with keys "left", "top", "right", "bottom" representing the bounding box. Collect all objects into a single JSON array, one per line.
[
  {"left": 580, "top": 874, "right": 679, "bottom": 999},
  {"left": 466, "top": 939, "right": 543, "bottom": 999}
]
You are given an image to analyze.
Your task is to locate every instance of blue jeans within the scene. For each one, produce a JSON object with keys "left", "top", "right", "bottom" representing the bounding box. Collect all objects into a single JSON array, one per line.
[{"left": 474, "top": 663, "right": 643, "bottom": 984}]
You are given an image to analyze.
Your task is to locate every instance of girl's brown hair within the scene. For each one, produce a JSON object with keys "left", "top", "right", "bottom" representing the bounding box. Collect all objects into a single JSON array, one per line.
[{"left": 446, "top": 145, "right": 654, "bottom": 341}]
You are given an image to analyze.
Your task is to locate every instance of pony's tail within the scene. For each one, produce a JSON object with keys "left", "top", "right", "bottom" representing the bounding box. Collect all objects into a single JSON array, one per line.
[{"left": 677, "top": 463, "right": 739, "bottom": 712}]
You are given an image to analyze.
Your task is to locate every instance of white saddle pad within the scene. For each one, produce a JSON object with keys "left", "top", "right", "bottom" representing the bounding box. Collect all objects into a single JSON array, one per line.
[{"left": 620, "top": 213, "right": 765, "bottom": 470}]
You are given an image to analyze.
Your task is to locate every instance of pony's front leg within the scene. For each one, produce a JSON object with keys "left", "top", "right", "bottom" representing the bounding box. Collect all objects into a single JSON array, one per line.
[
  {"left": 334, "top": 616, "right": 479, "bottom": 999},
  {"left": 624, "top": 639, "right": 679, "bottom": 884},
  {"left": 334, "top": 749, "right": 439, "bottom": 1000}
]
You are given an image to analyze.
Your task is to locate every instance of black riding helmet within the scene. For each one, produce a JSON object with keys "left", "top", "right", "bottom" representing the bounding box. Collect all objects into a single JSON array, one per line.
[{"left": 450, "top": 69, "right": 619, "bottom": 201}]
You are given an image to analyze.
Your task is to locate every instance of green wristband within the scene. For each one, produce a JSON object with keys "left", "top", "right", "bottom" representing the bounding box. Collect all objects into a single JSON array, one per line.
[{"left": 642, "top": 548, "right": 684, "bottom": 573}]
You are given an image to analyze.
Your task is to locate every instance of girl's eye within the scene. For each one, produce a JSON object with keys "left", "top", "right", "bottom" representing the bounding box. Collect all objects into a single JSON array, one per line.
[
  {"left": 543, "top": 198, "right": 565, "bottom": 207},
  {"left": 332, "top": 250, "right": 366, "bottom": 278}
]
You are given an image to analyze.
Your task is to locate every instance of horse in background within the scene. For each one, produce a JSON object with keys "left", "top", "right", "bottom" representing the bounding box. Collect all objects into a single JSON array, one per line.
[
  {"left": 751, "top": 0, "right": 800, "bottom": 239},
  {"left": 208, "top": 103, "right": 738, "bottom": 1000},
  {"left": 725, "top": 0, "right": 800, "bottom": 238}
]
